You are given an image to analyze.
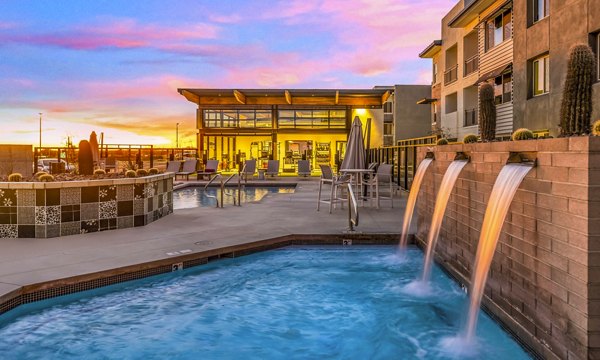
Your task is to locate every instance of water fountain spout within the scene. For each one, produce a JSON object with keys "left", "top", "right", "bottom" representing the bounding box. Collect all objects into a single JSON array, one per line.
[
  {"left": 454, "top": 152, "right": 470, "bottom": 161},
  {"left": 399, "top": 157, "right": 434, "bottom": 249},
  {"left": 425, "top": 151, "right": 435, "bottom": 160},
  {"left": 506, "top": 152, "right": 537, "bottom": 165}
]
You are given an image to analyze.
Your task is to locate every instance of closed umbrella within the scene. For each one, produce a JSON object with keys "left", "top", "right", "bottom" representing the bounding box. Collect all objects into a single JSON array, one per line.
[
  {"left": 340, "top": 116, "right": 365, "bottom": 170},
  {"left": 89, "top": 131, "right": 100, "bottom": 168}
]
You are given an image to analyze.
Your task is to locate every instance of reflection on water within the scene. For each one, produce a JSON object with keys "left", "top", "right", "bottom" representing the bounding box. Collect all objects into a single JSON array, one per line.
[{"left": 174, "top": 186, "right": 295, "bottom": 209}]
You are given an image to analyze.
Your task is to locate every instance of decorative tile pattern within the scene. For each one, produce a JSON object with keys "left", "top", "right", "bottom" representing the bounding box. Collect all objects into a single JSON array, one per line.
[
  {"left": 0, "top": 207, "right": 17, "bottom": 224},
  {"left": 99, "top": 185, "right": 116, "bottom": 202},
  {"left": 145, "top": 183, "right": 156, "bottom": 198},
  {"left": 117, "top": 185, "right": 134, "bottom": 201},
  {"left": 61, "top": 205, "right": 80, "bottom": 223},
  {"left": 18, "top": 225, "right": 35, "bottom": 238},
  {"left": 134, "top": 184, "right": 145, "bottom": 199},
  {"left": 17, "top": 190, "right": 35, "bottom": 207},
  {"left": 81, "top": 186, "right": 99, "bottom": 203},
  {"left": 0, "top": 189, "right": 16, "bottom": 207},
  {"left": 117, "top": 216, "right": 133, "bottom": 229},
  {"left": 117, "top": 201, "right": 133, "bottom": 217},
  {"left": 35, "top": 206, "right": 46, "bottom": 225},
  {"left": 60, "top": 222, "right": 80, "bottom": 237},
  {"left": 80, "top": 203, "right": 99, "bottom": 220},
  {"left": 99, "top": 200, "right": 117, "bottom": 219},
  {"left": 35, "top": 225, "right": 45, "bottom": 238},
  {"left": 46, "top": 206, "right": 61, "bottom": 225},
  {"left": 60, "top": 188, "right": 80, "bottom": 206},
  {"left": 99, "top": 218, "right": 117, "bottom": 231},
  {"left": 133, "top": 200, "right": 145, "bottom": 216},
  {"left": 0, "top": 224, "right": 18, "bottom": 238},
  {"left": 81, "top": 220, "right": 98, "bottom": 234},
  {"left": 17, "top": 207, "right": 35, "bottom": 224},
  {"left": 46, "top": 189, "right": 60, "bottom": 206},
  {"left": 46, "top": 224, "right": 60, "bottom": 238},
  {"left": 36, "top": 190, "right": 45, "bottom": 206}
]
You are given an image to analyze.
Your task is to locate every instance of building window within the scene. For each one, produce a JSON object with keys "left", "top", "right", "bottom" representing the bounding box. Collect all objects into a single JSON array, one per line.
[
  {"left": 532, "top": 56, "right": 550, "bottom": 96},
  {"left": 433, "top": 62, "right": 438, "bottom": 84},
  {"left": 277, "top": 109, "right": 346, "bottom": 129},
  {"left": 533, "top": 0, "right": 549, "bottom": 23},
  {"left": 486, "top": 10, "right": 512, "bottom": 50},
  {"left": 203, "top": 109, "right": 272, "bottom": 128},
  {"left": 493, "top": 72, "right": 513, "bottom": 104}
]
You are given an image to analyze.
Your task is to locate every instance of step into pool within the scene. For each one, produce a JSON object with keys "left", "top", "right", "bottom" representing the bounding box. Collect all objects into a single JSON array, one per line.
[{"left": 0, "top": 246, "right": 532, "bottom": 359}]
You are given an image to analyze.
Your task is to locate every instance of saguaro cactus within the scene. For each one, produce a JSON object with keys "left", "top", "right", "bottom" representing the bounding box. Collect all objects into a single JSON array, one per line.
[
  {"left": 479, "top": 83, "right": 496, "bottom": 142},
  {"left": 78, "top": 140, "right": 94, "bottom": 175},
  {"left": 560, "top": 44, "right": 596, "bottom": 136}
]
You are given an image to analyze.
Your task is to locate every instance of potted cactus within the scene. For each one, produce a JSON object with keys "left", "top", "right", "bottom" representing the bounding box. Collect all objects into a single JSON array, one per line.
[{"left": 560, "top": 44, "right": 596, "bottom": 136}]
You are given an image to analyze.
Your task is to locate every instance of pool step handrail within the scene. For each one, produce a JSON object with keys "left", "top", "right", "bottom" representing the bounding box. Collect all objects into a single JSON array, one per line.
[
  {"left": 347, "top": 181, "right": 359, "bottom": 231},
  {"left": 202, "top": 174, "right": 222, "bottom": 208}
]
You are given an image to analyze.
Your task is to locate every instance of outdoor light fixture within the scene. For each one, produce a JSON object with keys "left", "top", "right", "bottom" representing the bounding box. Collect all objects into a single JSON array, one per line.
[{"left": 355, "top": 109, "right": 366, "bottom": 116}]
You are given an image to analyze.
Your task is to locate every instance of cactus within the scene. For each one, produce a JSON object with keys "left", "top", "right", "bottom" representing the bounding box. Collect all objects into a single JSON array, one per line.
[
  {"left": 592, "top": 120, "right": 600, "bottom": 136},
  {"left": 34, "top": 171, "right": 48, "bottom": 179},
  {"left": 78, "top": 140, "right": 94, "bottom": 175},
  {"left": 93, "top": 169, "right": 106, "bottom": 176},
  {"left": 39, "top": 174, "right": 54, "bottom": 182},
  {"left": 560, "top": 44, "right": 596, "bottom": 136},
  {"left": 512, "top": 128, "right": 534, "bottom": 141},
  {"left": 136, "top": 169, "right": 148, "bottom": 177},
  {"left": 125, "top": 170, "right": 137, "bottom": 178},
  {"left": 479, "top": 83, "right": 496, "bottom": 141},
  {"left": 436, "top": 138, "right": 449, "bottom": 145},
  {"left": 8, "top": 173, "right": 22, "bottom": 182},
  {"left": 463, "top": 134, "right": 478, "bottom": 144},
  {"left": 148, "top": 168, "right": 160, "bottom": 175}
]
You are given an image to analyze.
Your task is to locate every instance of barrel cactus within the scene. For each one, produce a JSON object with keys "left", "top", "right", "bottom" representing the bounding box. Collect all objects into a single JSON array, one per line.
[
  {"left": 463, "top": 134, "right": 478, "bottom": 144},
  {"left": 136, "top": 169, "right": 148, "bottom": 177},
  {"left": 93, "top": 169, "right": 106, "bottom": 176},
  {"left": 592, "top": 120, "right": 600, "bottom": 136},
  {"left": 512, "top": 128, "right": 534, "bottom": 141},
  {"left": 125, "top": 170, "right": 137, "bottom": 178},
  {"left": 78, "top": 140, "right": 94, "bottom": 175},
  {"left": 34, "top": 171, "right": 48, "bottom": 179},
  {"left": 8, "top": 173, "right": 22, "bottom": 182},
  {"left": 39, "top": 174, "right": 54, "bottom": 182},
  {"left": 479, "top": 83, "right": 496, "bottom": 141},
  {"left": 560, "top": 44, "right": 596, "bottom": 136},
  {"left": 148, "top": 168, "right": 160, "bottom": 175},
  {"left": 436, "top": 138, "right": 449, "bottom": 145}
]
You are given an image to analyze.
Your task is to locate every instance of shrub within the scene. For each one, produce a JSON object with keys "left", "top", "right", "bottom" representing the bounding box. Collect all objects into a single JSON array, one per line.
[
  {"left": 39, "top": 174, "right": 54, "bottom": 182},
  {"left": 560, "top": 44, "right": 596, "bottom": 136},
  {"left": 592, "top": 120, "right": 600, "bottom": 136},
  {"left": 125, "top": 170, "right": 137, "bottom": 178},
  {"left": 463, "top": 134, "right": 478, "bottom": 144},
  {"left": 479, "top": 83, "right": 496, "bottom": 141},
  {"left": 136, "top": 169, "right": 148, "bottom": 177},
  {"left": 93, "top": 169, "right": 106, "bottom": 176},
  {"left": 512, "top": 128, "right": 534, "bottom": 141},
  {"left": 8, "top": 173, "right": 22, "bottom": 182},
  {"left": 148, "top": 168, "right": 160, "bottom": 175},
  {"left": 436, "top": 138, "right": 449, "bottom": 145},
  {"left": 34, "top": 171, "right": 48, "bottom": 179},
  {"left": 78, "top": 140, "right": 94, "bottom": 175}
]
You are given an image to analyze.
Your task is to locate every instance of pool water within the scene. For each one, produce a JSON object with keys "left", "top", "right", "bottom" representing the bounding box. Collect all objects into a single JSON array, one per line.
[
  {"left": 0, "top": 246, "right": 531, "bottom": 359},
  {"left": 174, "top": 186, "right": 295, "bottom": 209}
]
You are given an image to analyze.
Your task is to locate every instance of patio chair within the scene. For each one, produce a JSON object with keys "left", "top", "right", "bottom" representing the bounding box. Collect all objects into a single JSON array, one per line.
[
  {"left": 317, "top": 164, "right": 350, "bottom": 213},
  {"left": 297, "top": 160, "right": 311, "bottom": 177},
  {"left": 240, "top": 159, "right": 256, "bottom": 182},
  {"left": 166, "top": 160, "right": 182, "bottom": 173},
  {"left": 266, "top": 160, "right": 280, "bottom": 177},
  {"left": 364, "top": 163, "right": 394, "bottom": 208},
  {"left": 175, "top": 159, "right": 198, "bottom": 181},
  {"left": 104, "top": 157, "right": 117, "bottom": 172},
  {"left": 197, "top": 160, "right": 220, "bottom": 180}
]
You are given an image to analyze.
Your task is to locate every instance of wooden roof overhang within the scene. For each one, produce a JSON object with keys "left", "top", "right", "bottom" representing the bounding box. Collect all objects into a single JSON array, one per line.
[{"left": 178, "top": 88, "right": 390, "bottom": 108}]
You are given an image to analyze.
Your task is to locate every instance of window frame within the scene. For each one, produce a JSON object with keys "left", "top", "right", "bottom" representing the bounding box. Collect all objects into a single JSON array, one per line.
[
  {"left": 532, "top": 0, "right": 549, "bottom": 24},
  {"left": 532, "top": 55, "right": 550, "bottom": 97},
  {"left": 486, "top": 9, "right": 512, "bottom": 51}
]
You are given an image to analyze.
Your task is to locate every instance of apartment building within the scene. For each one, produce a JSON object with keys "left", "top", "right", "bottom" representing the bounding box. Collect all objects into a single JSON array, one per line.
[{"left": 420, "top": 0, "right": 600, "bottom": 139}]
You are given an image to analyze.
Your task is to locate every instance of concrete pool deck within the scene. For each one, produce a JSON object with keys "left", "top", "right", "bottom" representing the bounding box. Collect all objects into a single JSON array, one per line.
[{"left": 0, "top": 177, "right": 408, "bottom": 311}]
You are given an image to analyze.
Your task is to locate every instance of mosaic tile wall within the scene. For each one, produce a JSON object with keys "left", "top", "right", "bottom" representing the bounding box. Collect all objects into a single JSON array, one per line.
[{"left": 0, "top": 174, "right": 173, "bottom": 238}]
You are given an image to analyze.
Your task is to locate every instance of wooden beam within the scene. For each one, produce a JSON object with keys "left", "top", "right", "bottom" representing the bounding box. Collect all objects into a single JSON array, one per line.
[
  {"left": 335, "top": 91, "right": 339, "bottom": 105},
  {"left": 382, "top": 90, "right": 391, "bottom": 104},
  {"left": 180, "top": 89, "right": 200, "bottom": 105},
  {"left": 233, "top": 90, "right": 246, "bottom": 104},
  {"left": 285, "top": 90, "right": 292, "bottom": 105}
]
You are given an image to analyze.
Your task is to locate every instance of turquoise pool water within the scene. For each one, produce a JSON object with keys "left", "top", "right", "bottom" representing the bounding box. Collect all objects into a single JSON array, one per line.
[
  {"left": 0, "top": 246, "right": 531, "bottom": 359},
  {"left": 174, "top": 186, "right": 295, "bottom": 209}
]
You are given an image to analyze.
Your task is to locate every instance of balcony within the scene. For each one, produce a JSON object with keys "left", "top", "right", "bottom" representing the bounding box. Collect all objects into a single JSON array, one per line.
[
  {"left": 464, "top": 55, "right": 479, "bottom": 76},
  {"left": 464, "top": 108, "right": 478, "bottom": 127},
  {"left": 444, "top": 65, "right": 458, "bottom": 85}
]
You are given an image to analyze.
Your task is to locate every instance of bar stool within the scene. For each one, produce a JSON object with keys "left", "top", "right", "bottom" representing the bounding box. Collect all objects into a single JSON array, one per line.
[{"left": 317, "top": 165, "right": 349, "bottom": 213}]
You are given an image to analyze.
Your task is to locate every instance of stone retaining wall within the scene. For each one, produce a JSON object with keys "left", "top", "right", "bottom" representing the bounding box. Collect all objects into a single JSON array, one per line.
[
  {"left": 0, "top": 174, "right": 174, "bottom": 238},
  {"left": 416, "top": 137, "right": 599, "bottom": 360}
]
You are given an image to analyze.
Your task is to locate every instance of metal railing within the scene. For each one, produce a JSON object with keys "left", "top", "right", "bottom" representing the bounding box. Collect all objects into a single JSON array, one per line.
[
  {"left": 444, "top": 65, "right": 458, "bottom": 85},
  {"left": 202, "top": 172, "right": 241, "bottom": 208},
  {"left": 347, "top": 182, "right": 359, "bottom": 231},
  {"left": 464, "top": 55, "right": 479, "bottom": 76}
]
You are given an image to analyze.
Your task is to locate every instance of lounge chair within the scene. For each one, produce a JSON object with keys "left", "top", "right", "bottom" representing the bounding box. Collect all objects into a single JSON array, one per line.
[
  {"left": 297, "top": 160, "right": 311, "bottom": 177},
  {"left": 266, "top": 160, "right": 280, "bottom": 177},
  {"left": 240, "top": 159, "right": 256, "bottom": 182},
  {"left": 175, "top": 159, "right": 198, "bottom": 180},
  {"left": 166, "top": 160, "right": 182, "bottom": 174},
  {"left": 197, "top": 160, "right": 220, "bottom": 180}
]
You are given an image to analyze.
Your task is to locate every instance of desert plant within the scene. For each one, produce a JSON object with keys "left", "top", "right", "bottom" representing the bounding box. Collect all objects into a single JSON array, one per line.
[
  {"left": 39, "top": 174, "right": 54, "bottom": 182},
  {"left": 78, "top": 140, "right": 94, "bottom": 175},
  {"left": 479, "top": 83, "right": 496, "bottom": 141},
  {"left": 592, "top": 120, "right": 600, "bottom": 136},
  {"left": 136, "top": 169, "right": 148, "bottom": 177},
  {"left": 463, "top": 134, "right": 478, "bottom": 144},
  {"left": 125, "top": 170, "right": 137, "bottom": 178},
  {"left": 436, "top": 138, "right": 449, "bottom": 145},
  {"left": 560, "top": 44, "right": 596, "bottom": 136},
  {"left": 8, "top": 173, "right": 22, "bottom": 182},
  {"left": 93, "top": 169, "right": 106, "bottom": 176},
  {"left": 512, "top": 128, "right": 534, "bottom": 141},
  {"left": 34, "top": 171, "right": 48, "bottom": 179},
  {"left": 148, "top": 168, "right": 160, "bottom": 175}
]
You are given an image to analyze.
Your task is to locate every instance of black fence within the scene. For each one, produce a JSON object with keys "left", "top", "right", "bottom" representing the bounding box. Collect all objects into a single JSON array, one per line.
[{"left": 367, "top": 135, "right": 437, "bottom": 191}]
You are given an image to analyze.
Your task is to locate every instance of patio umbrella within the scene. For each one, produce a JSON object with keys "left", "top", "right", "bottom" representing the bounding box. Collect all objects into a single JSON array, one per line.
[
  {"left": 89, "top": 131, "right": 100, "bottom": 167},
  {"left": 340, "top": 116, "right": 365, "bottom": 170}
]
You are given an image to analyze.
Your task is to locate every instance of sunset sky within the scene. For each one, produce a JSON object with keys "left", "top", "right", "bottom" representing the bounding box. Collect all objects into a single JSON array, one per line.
[{"left": 0, "top": 0, "right": 455, "bottom": 147}]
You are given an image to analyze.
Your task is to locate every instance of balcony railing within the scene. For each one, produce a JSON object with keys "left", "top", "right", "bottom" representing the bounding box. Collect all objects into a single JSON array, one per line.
[
  {"left": 464, "top": 108, "right": 478, "bottom": 127},
  {"left": 464, "top": 55, "right": 479, "bottom": 76},
  {"left": 444, "top": 65, "right": 458, "bottom": 85}
]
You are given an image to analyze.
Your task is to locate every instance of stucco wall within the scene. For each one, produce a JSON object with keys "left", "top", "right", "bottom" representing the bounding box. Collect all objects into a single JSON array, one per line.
[
  {"left": 393, "top": 85, "right": 432, "bottom": 140},
  {"left": 0, "top": 145, "right": 33, "bottom": 178}
]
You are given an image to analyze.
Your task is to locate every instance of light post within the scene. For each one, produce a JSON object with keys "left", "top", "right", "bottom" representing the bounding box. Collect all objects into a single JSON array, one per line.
[
  {"left": 176, "top": 122, "right": 180, "bottom": 148},
  {"left": 39, "top": 112, "right": 43, "bottom": 149}
]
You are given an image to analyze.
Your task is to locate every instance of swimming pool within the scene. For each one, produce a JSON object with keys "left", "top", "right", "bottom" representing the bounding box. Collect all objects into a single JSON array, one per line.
[
  {"left": 0, "top": 246, "right": 530, "bottom": 359},
  {"left": 174, "top": 186, "right": 295, "bottom": 209}
]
